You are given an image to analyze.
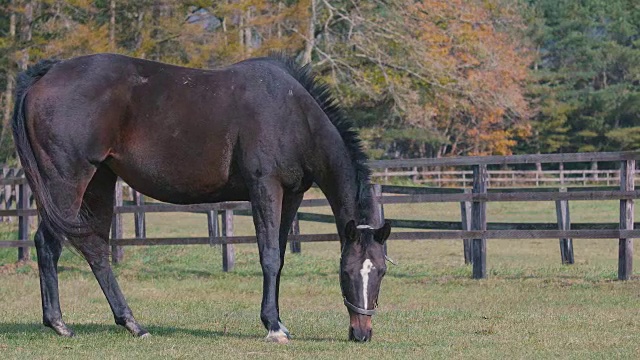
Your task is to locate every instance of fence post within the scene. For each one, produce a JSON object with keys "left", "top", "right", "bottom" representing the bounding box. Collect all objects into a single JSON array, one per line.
[
  {"left": 372, "top": 184, "right": 387, "bottom": 255},
  {"left": 460, "top": 188, "right": 472, "bottom": 264},
  {"left": 618, "top": 160, "right": 635, "bottom": 280},
  {"left": 17, "top": 183, "right": 30, "bottom": 262},
  {"left": 206, "top": 210, "right": 220, "bottom": 246},
  {"left": 111, "top": 179, "right": 124, "bottom": 264},
  {"left": 289, "top": 213, "right": 301, "bottom": 253},
  {"left": 471, "top": 165, "right": 487, "bottom": 279},
  {"left": 133, "top": 191, "right": 146, "bottom": 239},
  {"left": 221, "top": 209, "right": 235, "bottom": 272},
  {"left": 6, "top": 168, "right": 15, "bottom": 223},
  {"left": 555, "top": 187, "right": 574, "bottom": 264},
  {"left": 0, "top": 167, "right": 7, "bottom": 222}
]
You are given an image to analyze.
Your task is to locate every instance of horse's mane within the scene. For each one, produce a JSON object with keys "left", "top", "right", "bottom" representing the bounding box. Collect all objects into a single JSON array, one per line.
[{"left": 268, "top": 54, "right": 373, "bottom": 223}]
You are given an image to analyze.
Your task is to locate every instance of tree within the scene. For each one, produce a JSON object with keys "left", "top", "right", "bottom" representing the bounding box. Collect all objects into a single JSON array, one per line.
[
  {"left": 0, "top": 0, "right": 537, "bottom": 161},
  {"left": 524, "top": 0, "right": 640, "bottom": 154},
  {"left": 309, "top": 0, "right": 532, "bottom": 157}
]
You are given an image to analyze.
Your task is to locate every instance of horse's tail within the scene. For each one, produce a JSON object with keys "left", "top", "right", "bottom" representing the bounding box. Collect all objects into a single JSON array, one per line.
[{"left": 12, "top": 59, "right": 93, "bottom": 246}]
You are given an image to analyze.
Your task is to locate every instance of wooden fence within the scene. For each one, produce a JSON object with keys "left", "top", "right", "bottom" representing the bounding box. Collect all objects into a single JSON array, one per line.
[
  {"left": 2, "top": 151, "right": 640, "bottom": 280},
  {"left": 370, "top": 156, "right": 639, "bottom": 187},
  {"left": 373, "top": 168, "right": 628, "bottom": 187}
]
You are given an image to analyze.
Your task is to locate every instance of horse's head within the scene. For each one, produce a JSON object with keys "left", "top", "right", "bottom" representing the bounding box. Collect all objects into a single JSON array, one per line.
[{"left": 340, "top": 220, "right": 391, "bottom": 342}]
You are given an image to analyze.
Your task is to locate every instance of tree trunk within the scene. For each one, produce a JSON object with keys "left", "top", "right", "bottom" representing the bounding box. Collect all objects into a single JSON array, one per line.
[
  {"left": 222, "top": 1, "right": 228, "bottom": 46},
  {"left": 1, "top": 1, "right": 17, "bottom": 160},
  {"left": 20, "top": 1, "right": 33, "bottom": 43},
  {"left": 244, "top": 8, "right": 252, "bottom": 53},
  {"left": 109, "top": 0, "right": 116, "bottom": 51},
  {"left": 277, "top": 2, "right": 283, "bottom": 39},
  {"left": 135, "top": 11, "right": 145, "bottom": 55},
  {"left": 238, "top": 11, "right": 244, "bottom": 50},
  {"left": 302, "top": 0, "right": 316, "bottom": 64}
]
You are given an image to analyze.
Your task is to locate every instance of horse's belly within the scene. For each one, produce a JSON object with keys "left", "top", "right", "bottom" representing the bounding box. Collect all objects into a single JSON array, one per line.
[{"left": 105, "top": 157, "right": 249, "bottom": 204}]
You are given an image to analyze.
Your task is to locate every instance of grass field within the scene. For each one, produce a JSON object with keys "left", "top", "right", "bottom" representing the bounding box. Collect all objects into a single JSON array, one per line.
[{"left": 2, "top": 196, "right": 640, "bottom": 359}]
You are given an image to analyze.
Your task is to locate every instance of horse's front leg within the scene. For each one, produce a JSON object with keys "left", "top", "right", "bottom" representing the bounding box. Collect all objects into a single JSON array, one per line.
[
  {"left": 275, "top": 192, "right": 304, "bottom": 322},
  {"left": 248, "top": 177, "right": 289, "bottom": 343}
]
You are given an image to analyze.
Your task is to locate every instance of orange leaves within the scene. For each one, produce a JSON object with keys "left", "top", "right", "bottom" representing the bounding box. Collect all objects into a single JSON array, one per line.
[
  {"left": 403, "top": 0, "right": 532, "bottom": 155},
  {"left": 8, "top": 0, "right": 532, "bottom": 158},
  {"left": 313, "top": 0, "right": 531, "bottom": 157}
]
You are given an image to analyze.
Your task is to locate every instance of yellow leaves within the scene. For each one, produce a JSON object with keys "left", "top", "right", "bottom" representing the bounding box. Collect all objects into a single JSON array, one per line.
[
  {"left": 4, "top": 0, "right": 532, "bottom": 158},
  {"left": 396, "top": 0, "right": 532, "bottom": 156},
  {"left": 64, "top": 0, "right": 93, "bottom": 9},
  {"left": 43, "top": 24, "right": 111, "bottom": 58}
]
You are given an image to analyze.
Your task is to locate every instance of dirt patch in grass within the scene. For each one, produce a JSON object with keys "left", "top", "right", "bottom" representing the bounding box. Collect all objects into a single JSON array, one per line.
[{"left": 0, "top": 260, "right": 37, "bottom": 275}]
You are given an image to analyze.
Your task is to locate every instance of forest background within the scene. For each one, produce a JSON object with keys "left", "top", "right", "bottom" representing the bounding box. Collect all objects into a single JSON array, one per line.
[{"left": 0, "top": 0, "right": 638, "bottom": 163}]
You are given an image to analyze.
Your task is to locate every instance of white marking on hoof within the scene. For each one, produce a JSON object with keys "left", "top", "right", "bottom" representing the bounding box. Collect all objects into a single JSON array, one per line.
[
  {"left": 360, "top": 259, "right": 374, "bottom": 310},
  {"left": 265, "top": 329, "right": 290, "bottom": 344},
  {"left": 139, "top": 332, "right": 151, "bottom": 339},
  {"left": 277, "top": 321, "right": 290, "bottom": 337}
]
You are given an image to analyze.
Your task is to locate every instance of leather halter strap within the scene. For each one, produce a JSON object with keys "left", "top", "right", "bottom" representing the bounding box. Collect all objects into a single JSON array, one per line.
[{"left": 343, "top": 297, "right": 376, "bottom": 316}]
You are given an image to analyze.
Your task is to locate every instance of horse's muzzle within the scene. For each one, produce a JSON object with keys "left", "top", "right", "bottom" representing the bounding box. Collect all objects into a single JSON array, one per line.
[{"left": 348, "top": 313, "right": 373, "bottom": 342}]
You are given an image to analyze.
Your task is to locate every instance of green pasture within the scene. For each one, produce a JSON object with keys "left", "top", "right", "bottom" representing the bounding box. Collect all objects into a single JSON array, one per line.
[{"left": 1, "top": 196, "right": 640, "bottom": 359}]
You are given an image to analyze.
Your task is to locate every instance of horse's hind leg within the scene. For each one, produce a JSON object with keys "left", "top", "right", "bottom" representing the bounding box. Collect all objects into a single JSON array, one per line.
[
  {"left": 71, "top": 166, "right": 148, "bottom": 337},
  {"left": 34, "top": 224, "right": 74, "bottom": 336},
  {"left": 34, "top": 164, "right": 96, "bottom": 337}
]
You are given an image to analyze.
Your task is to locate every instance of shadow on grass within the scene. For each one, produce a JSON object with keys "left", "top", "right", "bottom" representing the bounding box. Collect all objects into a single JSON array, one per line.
[
  {"left": 0, "top": 322, "right": 338, "bottom": 342},
  {"left": 115, "top": 266, "right": 337, "bottom": 281},
  {"left": 0, "top": 322, "right": 253, "bottom": 339}
]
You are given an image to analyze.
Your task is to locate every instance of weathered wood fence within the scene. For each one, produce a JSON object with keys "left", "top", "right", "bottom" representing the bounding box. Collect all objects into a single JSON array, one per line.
[
  {"left": 2, "top": 151, "right": 640, "bottom": 280},
  {"left": 371, "top": 159, "right": 640, "bottom": 187}
]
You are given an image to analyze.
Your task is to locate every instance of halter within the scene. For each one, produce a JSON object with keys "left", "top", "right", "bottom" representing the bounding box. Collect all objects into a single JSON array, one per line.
[{"left": 343, "top": 297, "right": 377, "bottom": 316}]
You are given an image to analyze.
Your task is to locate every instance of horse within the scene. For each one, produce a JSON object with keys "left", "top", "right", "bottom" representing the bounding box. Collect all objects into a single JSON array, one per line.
[{"left": 12, "top": 53, "right": 391, "bottom": 343}]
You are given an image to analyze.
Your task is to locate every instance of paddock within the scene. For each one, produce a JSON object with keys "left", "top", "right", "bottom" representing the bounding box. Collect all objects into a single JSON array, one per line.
[{"left": 1, "top": 151, "right": 640, "bottom": 358}]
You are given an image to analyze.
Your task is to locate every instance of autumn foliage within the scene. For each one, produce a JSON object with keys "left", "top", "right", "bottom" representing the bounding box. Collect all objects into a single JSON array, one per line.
[{"left": 2, "top": 0, "right": 637, "bottom": 161}]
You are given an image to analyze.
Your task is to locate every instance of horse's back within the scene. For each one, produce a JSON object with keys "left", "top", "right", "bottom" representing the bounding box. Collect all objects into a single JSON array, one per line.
[{"left": 23, "top": 54, "right": 320, "bottom": 203}]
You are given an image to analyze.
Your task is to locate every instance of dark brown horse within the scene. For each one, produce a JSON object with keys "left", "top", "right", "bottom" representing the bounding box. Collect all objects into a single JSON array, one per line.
[{"left": 12, "top": 53, "right": 390, "bottom": 343}]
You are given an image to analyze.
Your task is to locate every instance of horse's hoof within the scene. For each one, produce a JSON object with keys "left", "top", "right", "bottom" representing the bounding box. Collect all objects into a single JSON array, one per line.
[
  {"left": 53, "top": 324, "right": 75, "bottom": 337},
  {"left": 124, "top": 321, "right": 149, "bottom": 337},
  {"left": 265, "top": 329, "right": 290, "bottom": 344}
]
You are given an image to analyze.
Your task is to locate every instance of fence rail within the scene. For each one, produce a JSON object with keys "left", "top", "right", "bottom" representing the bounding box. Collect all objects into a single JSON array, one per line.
[
  {"left": 371, "top": 169, "right": 626, "bottom": 187},
  {"left": 1, "top": 151, "right": 640, "bottom": 280},
  {"left": 368, "top": 151, "right": 640, "bottom": 187}
]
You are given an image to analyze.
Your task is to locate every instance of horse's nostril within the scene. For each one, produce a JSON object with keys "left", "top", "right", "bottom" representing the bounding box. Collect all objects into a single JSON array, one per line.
[{"left": 348, "top": 327, "right": 372, "bottom": 342}]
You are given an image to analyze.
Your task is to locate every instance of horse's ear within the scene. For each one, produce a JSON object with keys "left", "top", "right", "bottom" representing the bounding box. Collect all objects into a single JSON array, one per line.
[
  {"left": 345, "top": 220, "right": 358, "bottom": 242},
  {"left": 374, "top": 221, "right": 391, "bottom": 244}
]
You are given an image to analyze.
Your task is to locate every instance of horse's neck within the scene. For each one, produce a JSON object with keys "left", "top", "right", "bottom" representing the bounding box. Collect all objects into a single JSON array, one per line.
[
  {"left": 314, "top": 161, "right": 359, "bottom": 232},
  {"left": 315, "top": 162, "right": 375, "bottom": 237}
]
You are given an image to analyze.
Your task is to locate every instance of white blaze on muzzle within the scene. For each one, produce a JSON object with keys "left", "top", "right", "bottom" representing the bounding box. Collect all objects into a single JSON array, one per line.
[{"left": 360, "top": 259, "right": 374, "bottom": 310}]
